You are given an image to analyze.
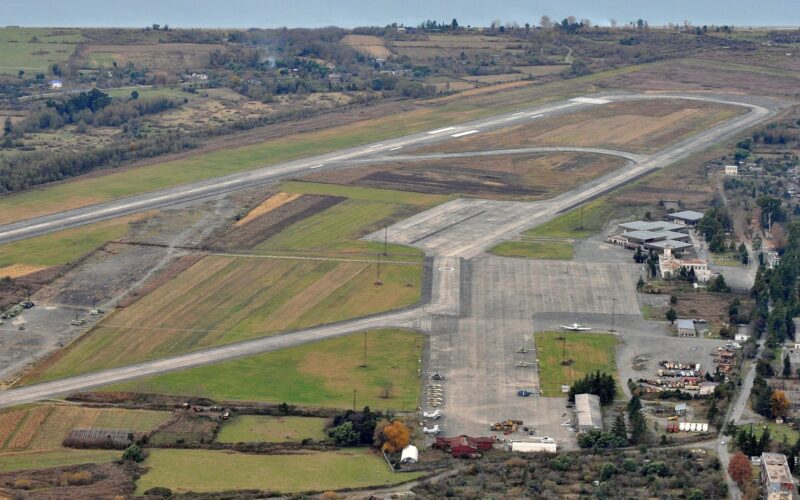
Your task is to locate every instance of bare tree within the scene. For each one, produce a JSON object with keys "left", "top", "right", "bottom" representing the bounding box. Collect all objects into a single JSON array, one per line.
[
  {"left": 609, "top": 18, "right": 618, "bottom": 28},
  {"left": 580, "top": 18, "right": 592, "bottom": 28},
  {"left": 381, "top": 380, "right": 394, "bottom": 399},
  {"left": 491, "top": 19, "right": 501, "bottom": 31},
  {"left": 539, "top": 15, "right": 552, "bottom": 29},
  {"left": 567, "top": 15, "right": 577, "bottom": 25}
]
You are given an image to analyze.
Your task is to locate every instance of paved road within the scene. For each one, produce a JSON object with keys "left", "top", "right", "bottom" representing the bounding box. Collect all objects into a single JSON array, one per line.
[
  {"left": 0, "top": 91, "right": 784, "bottom": 408},
  {"left": 0, "top": 306, "right": 427, "bottom": 408},
  {"left": 0, "top": 92, "right": 780, "bottom": 246}
]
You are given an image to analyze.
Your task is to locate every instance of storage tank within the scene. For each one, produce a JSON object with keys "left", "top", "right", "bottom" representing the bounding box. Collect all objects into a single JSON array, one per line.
[
  {"left": 690, "top": 423, "right": 698, "bottom": 432},
  {"left": 701, "top": 423, "right": 709, "bottom": 432},
  {"left": 679, "top": 422, "right": 686, "bottom": 431}
]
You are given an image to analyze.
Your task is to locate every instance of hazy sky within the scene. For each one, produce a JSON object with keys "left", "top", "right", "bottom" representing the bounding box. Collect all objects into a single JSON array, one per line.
[{"left": 3, "top": 0, "right": 799, "bottom": 28}]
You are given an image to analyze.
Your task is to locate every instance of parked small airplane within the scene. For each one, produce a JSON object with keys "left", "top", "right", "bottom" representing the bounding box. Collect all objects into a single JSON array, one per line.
[
  {"left": 561, "top": 323, "right": 591, "bottom": 331},
  {"left": 515, "top": 346, "right": 532, "bottom": 353},
  {"left": 515, "top": 361, "right": 533, "bottom": 367},
  {"left": 423, "top": 424, "right": 441, "bottom": 434},
  {"left": 423, "top": 410, "right": 443, "bottom": 419}
]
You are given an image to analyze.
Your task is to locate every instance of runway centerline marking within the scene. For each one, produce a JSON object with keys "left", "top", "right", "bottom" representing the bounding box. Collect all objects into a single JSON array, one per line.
[
  {"left": 427, "top": 126, "right": 456, "bottom": 135},
  {"left": 310, "top": 164, "right": 324, "bottom": 169},
  {"left": 451, "top": 129, "right": 479, "bottom": 138}
]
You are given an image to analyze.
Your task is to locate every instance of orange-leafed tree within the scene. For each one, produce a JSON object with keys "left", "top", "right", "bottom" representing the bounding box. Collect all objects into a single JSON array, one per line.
[
  {"left": 771, "top": 391, "right": 790, "bottom": 419},
  {"left": 380, "top": 420, "right": 411, "bottom": 453},
  {"left": 728, "top": 452, "right": 752, "bottom": 487}
]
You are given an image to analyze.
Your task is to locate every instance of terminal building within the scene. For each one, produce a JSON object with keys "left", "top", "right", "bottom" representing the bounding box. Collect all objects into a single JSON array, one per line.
[
  {"left": 575, "top": 393, "right": 603, "bottom": 433},
  {"left": 608, "top": 220, "right": 693, "bottom": 254},
  {"left": 666, "top": 210, "right": 705, "bottom": 226}
]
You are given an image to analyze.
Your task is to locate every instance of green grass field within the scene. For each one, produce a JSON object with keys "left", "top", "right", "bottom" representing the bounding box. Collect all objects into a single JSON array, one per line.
[
  {"left": 746, "top": 422, "right": 800, "bottom": 445},
  {"left": 534, "top": 331, "right": 619, "bottom": 397},
  {"left": 216, "top": 416, "right": 329, "bottom": 443},
  {"left": 488, "top": 241, "right": 574, "bottom": 260},
  {"left": 0, "top": 215, "right": 138, "bottom": 270},
  {"left": 524, "top": 199, "right": 615, "bottom": 239},
  {"left": 136, "top": 448, "right": 421, "bottom": 494},
  {"left": 0, "top": 27, "right": 84, "bottom": 75},
  {"left": 0, "top": 449, "right": 119, "bottom": 472},
  {"left": 103, "top": 329, "right": 422, "bottom": 410}
]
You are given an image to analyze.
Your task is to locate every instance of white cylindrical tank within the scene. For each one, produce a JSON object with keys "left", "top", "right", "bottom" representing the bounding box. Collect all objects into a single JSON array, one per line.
[
  {"left": 701, "top": 423, "right": 709, "bottom": 432},
  {"left": 690, "top": 423, "right": 698, "bottom": 432},
  {"left": 679, "top": 422, "right": 686, "bottom": 431}
]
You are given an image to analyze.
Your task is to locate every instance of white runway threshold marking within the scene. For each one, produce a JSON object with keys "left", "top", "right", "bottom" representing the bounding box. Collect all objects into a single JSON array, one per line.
[
  {"left": 451, "top": 129, "right": 479, "bottom": 138},
  {"left": 570, "top": 97, "right": 611, "bottom": 105},
  {"left": 389, "top": 146, "right": 403, "bottom": 151},
  {"left": 368, "top": 143, "right": 384, "bottom": 148},
  {"left": 527, "top": 113, "right": 543, "bottom": 119},
  {"left": 310, "top": 164, "right": 324, "bottom": 169},
  {"left": 427, "top": 126, "right": 456, "bottom": 135}
]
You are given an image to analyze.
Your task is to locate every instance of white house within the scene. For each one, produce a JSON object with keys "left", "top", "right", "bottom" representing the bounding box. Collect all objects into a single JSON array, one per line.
[
  {"left": 724, "top": 165, "right": 738, "bottom": 176},
  {"left": 49, "top": 79, "right": 63, "bottom": 89}
]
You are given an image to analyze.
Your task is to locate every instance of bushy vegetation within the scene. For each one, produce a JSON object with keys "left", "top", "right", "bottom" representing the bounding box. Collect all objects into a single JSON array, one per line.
[
  {"left": 412, "top": 448, "right": 726, "bottom": 499},
  {"left": 568, "top": 371, "right": 616, "bottom": 405}
]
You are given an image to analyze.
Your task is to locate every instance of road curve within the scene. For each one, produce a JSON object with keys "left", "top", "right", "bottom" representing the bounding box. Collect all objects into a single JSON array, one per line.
[{"left": 0, "top": 92, "right": 786, "bottom": 406}]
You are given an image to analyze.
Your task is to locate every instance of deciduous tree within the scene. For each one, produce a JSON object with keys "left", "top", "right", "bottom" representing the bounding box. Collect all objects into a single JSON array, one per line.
[{"left": 728, "top": 452, "right": 751, "bottom": 487}]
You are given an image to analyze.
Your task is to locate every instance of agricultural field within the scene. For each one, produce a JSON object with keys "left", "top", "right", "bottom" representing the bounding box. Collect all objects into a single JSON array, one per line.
[
  {"left": 303, "top": 153, "right": 625, "bottom": 201},
  {"left": 0, "top": 404, "right": 170, "bottom": 472},
  {"left": 414, "top": 99, "right": 744, "bottom": 155},
  {"left": 21, "top": 181, "right": 434, "bottom": 383},
  {"left": 341, "top": 34, "right": 392, "bottom": 58},
  {"left": 0, "top": 27, "right": 83, "bottom": 75},
  {"left": 488, "top": 241, "right": 574, "bottom": 260},
  {"left": 76, "top": 43, "right": 224, "bottom": 70},
  {"left": 216, "top": 416, "right": 329, "bottom": 443},
  {"left": 102, "top": 329, "right": 423, "bottom": 410},
  {"left": 534, "top": 332, "right": 619, "bottom": 396},
  {"left": 135, "top": 448, "right": 421, "bottom": 494}
]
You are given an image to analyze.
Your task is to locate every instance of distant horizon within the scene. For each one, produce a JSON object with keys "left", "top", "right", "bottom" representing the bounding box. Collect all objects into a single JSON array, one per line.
[{"left": 4, "top": 0, "right": 799, "bottom": 31}]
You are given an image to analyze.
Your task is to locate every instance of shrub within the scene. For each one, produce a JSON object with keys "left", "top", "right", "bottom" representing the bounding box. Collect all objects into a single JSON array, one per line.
[
  {"left": 122, "top": 444, "right": 145, "bottom": 462},
  {"left": 143, "top": 487, "right": 173, "bottom": 497},
  {"left": 61, "top": 470, "right": 93, "bottom": 486},
  {"left": 13, "top": 478, "right": 33, "bottom": 489}
]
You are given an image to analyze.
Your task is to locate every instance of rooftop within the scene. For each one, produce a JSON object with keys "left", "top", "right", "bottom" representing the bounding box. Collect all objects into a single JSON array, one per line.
[
  {"left": 667, "top": 210, "right": 704, "bottom": 222},
  {"left": 622, "top": 230, "right": 690, "bottom": 242},
  {"left": 618, "top": 220, "right": 686, "bottom": 232},
  {"left": 647, "top": 240, "right": 693, "bottom": 250},
  {"left": 762, "top": 453, "right": 793, "bottom": 485},
  {"left": 575, "top": 393, "right": 603, "bottom": 430},
  {"left": 676, "top": 319, "right": 695, "bottom": 330}
]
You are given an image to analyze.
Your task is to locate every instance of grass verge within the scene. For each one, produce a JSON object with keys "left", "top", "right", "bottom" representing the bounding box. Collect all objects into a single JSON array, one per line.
[
  {"left": 102, "top": 329, "right": 423, "bottom": 410},
  {"left": 524, "top": 199, "right": 615, "bottom": 239},
  {"left": 534, "top": 331, "right": 619, "bottom": 397},
  {"left": 488, "top": 241, "right": 574, "bottom": 260},
  {"left": 216, "top": 416, "right": 329, "bottom": 443},
  {"left": 135, "top": 448, "right": 422, "bottom": 494}
]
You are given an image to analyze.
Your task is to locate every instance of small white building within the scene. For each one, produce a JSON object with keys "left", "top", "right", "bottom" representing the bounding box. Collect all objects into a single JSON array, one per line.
[
  {"left": 510, "top": 440, "right": 558, "bottom": 453},
  {"left": 49, "top": 79, "right": 62, "bottom": 89},
  {"left": 400, "top": 444, "right": 418, "bottom": 464},
  {"left": 724, "top": 165, "right": 739, "bottom": 176},
  {"left": 735, "top": 333, "right": 751, "bottom": 342}
]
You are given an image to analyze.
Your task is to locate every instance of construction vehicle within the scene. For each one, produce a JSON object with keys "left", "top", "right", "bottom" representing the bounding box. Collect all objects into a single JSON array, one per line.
[{"left": 490, "top": 419, "right": 523, "bottom": 433}]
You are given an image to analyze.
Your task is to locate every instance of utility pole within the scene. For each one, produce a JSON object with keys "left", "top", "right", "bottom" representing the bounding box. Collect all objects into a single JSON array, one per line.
[
  {"left": 362, "top": 331, "right": 368, "bottom": 367},
  {"left": 562, "top": 329, "right": 567, "bottom": 358},
  {"left": 579, "top": 204, "right": 584, "bottom": 229},
  {"left": 375, "top": 253, "right": 383, "bottom": 285},
  {"left": 383, "top": 226, "right": 388, "bottom": 256}
]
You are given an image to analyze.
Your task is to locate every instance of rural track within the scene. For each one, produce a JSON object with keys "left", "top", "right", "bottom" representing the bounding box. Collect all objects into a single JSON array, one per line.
[
  {"left": 0, "top": 92, "right": 781, "bottom": 246},
  {"left": 0, "top": 91, "right": 787, "bottom": 407}
]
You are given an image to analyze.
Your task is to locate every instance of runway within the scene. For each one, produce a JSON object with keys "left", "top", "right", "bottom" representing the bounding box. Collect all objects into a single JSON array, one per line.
[{"left": 0, "top": 91, "right": 785, "bottom": 408}]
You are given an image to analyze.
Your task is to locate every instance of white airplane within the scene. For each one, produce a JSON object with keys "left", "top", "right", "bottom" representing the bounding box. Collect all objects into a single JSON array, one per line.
[
  {"left": 423, "top": 410, "right": 443, "bottom": 419},
  {"left": 423, "top": 424, "right": 441, "bottom": 434},
  {"left": 561, "top": 323, "right": 591, "bottom": 331},
  {"left": 515, "top": 361, "right": 534, "bottom": 368},
  {"left": 516, "top": 346, "right": 532, "bottom": 353}
]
